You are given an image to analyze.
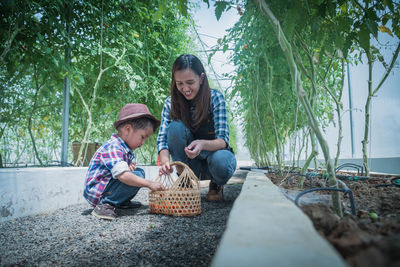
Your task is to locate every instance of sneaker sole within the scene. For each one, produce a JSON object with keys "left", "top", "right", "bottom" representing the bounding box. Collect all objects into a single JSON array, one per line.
[
  {"left": 118, "top": 203, "right": 142, "bottom": 209},
  {"left": 91, "top": 210, "right": 117, "bottom": 220},
  {"left": 205, "top": 197, "right": 223, "bottom": 202}
]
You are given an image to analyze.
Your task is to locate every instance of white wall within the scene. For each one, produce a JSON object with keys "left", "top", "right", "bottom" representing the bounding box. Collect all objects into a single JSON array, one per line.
[
  {"left": 0, "top": 166, "right": 159, "bottom": 222},
  {"left": 323, "top": 34, "right": 400, "bottom": 159}
]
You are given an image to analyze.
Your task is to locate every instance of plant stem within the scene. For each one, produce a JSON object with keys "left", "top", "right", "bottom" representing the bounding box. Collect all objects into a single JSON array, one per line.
[
  {"left": 299, "top": 131, "right": 317, "bottom": 188},
  {"left": 28, "top": 62, "right": 43, "bottom": 166},
  {"left": 362, "top": 42, "right": 400, "bottom": 176},
  {"left": 256, "top": 0, "right": 342, "bottom": 217},
  {"left": 0, "top": 22, "right": 21, "bottom": 65}
]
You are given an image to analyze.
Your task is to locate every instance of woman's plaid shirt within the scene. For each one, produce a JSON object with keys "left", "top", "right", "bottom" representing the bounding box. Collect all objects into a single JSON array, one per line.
[{"left": 157, "top": 89, "right": 229, "bottom": 152}]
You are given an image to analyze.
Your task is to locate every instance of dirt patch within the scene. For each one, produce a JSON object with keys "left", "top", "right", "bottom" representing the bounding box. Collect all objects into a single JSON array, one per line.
[{"left": 267, "top": 171, "right": 400, "bottom": 267}]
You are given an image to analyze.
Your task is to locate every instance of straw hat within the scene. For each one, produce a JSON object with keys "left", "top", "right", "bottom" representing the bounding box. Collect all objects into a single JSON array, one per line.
[{"left": 114, "top": 103, "right": 161, "bottom": 130}]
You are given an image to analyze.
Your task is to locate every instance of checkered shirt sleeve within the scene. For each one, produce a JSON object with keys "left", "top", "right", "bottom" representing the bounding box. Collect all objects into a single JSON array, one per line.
[
  {"left": 156, "top": 97, "right": 172, "bottom": 152},
  {"left": 211, "top": 89, "right": 229, "bottom": 146}
]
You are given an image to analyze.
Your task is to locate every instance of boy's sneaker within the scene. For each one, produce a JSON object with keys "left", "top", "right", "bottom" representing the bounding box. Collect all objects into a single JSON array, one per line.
[
  {"left": 205, "top": 180, "right": 223, "bottom": 202},
  {"left": 92, "top": 203, "right": 117, "bottom": 220},
  {"left": 118, "top": 200, "right": 142, "bottom": 209}
]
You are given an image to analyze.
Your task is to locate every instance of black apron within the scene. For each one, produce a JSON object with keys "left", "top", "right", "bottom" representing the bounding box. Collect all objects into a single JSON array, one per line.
[{"left": 191, "top": 114, "right": 234, "bottom": 153}]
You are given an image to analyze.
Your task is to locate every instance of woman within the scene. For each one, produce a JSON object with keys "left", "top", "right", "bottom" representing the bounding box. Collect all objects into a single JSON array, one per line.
[{"left": 157, "top": 54, "right": 237, "bottom": 201}]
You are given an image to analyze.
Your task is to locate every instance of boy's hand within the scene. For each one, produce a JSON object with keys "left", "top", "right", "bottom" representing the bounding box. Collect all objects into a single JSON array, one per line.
[
  {"left": 129, "top": 162, "right": 136, "bottom": 171},
  {"left": 149, "top": 181, "right": 165, "bottom": 191}
]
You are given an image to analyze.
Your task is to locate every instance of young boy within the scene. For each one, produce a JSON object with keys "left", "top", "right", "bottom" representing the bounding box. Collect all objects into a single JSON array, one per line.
[{"left": 83, "top": 103, "right": 165, "bottom": 220}]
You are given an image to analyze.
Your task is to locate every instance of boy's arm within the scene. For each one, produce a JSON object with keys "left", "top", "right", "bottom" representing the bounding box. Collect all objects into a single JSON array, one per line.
[{"left": 117, "top": 171, "right": 165, "bottom": 191}]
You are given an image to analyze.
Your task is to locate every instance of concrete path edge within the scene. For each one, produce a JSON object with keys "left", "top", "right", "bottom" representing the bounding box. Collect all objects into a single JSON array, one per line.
[{"left": 211, "top": 171, "right": 347, "bottom": 267}]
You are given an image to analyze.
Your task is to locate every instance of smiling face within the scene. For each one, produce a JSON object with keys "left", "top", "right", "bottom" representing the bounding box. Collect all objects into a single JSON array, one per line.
[{"left": 174, "top": 68, "right": 204, "bottom": 101}]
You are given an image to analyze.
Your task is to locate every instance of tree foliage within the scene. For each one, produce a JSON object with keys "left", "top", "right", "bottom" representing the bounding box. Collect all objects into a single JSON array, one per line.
[
  {"left": 215, "top": 0, "right": 399, "bottom": 176},
  {"left": 0, "top": 0, "right": 195, "bottom": 166}
]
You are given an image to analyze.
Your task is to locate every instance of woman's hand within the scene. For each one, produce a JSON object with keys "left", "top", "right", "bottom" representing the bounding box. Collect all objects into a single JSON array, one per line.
[
  {"left": 159, "top": 161, "right": 172, "bottom": 176},
  {"left": 159, "top": 149, "right": 172, "bottom": 176},
  {"left": 185, "top": 140, "right": 204, "bottom": 159}
]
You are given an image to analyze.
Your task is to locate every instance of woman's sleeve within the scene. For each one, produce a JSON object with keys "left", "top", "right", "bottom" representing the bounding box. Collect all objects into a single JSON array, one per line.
[
  {"left": 156, "top": 98, "right": 171, "bottom": 153},
  {"left": 212, "top": 90, "right": 230, "bottom": 146}
]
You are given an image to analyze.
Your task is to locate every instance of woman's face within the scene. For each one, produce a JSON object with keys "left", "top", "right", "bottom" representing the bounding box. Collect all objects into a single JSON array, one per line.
[{"left": 174, "top": 68, "right": 204, "bottom": 101}]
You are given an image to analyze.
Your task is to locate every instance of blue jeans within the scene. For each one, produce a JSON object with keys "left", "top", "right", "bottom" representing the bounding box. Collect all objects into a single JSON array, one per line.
[
  {"left": 100, "top": 168, "right": 145, "bottom": 207},
  {"left": 167, "top": 121, "right": 237, "bottom": 186}
]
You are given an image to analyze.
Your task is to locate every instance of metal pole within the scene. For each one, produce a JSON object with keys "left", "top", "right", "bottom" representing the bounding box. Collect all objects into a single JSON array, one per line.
[
  {"left": 61, "top": 3, "right": 71, "bottom": 166},
  {"left": 347, "top": 63, "right": 355, "bottom": 158}
]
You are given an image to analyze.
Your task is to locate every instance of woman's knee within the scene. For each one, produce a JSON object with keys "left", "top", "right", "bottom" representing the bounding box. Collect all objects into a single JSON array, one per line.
[
  {"left": 167, "top": 121, "right": 192, "bottom": 155},
  {"left": 167, "top": 121, "right": 189, "bottom": 139},
  {"left": 207, "top": 150, "right": 237, "bottom": 185}
]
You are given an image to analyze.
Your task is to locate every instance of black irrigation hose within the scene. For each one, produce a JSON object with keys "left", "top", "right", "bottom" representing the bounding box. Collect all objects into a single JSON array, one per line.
[
  {"left": 336, "top": 174, "right": 370, "bottom": 181},
  {"left": 295, "top": 187, "right": 357, "bottom": 215},
  {"left": 257, "top": 166, "right": 274, "bottom": 170},
  {"left": 286, "top": 174, "right": 313, "bottom": 188},
  {"left": 2, "top": 161, "right": 75, "bottom": 168},
  {"left": 371, "top": 177, "right": 400, "bottom": 188},
  {"left": 47, "top": 160, "right": 75, "bottom": 167},
  {"left": 335, "top": 163, "right": 364, "bottom": 176},
  {"left": 393, "top": 177, "right": 400, "bottom": 187},
  {"left": 324, "top": 174, "right": 370, "bottom": 184},
  {"left": 239, "top": 166, "right": 273, "bottom": 171}
]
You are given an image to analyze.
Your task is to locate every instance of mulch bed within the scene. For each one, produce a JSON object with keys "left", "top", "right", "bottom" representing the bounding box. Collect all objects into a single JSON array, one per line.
[
  {"left": 0, "top": 183, "right": 244, "bottom": 266},
  {"left": 267, "top": 171, "right": 400, "bottom": 267}
]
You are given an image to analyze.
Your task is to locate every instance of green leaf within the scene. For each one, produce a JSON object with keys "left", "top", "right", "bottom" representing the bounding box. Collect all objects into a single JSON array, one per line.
[
  {"left": 342, "top": 32, "right": 356, "bottom": 59},
  {"left": 152, "top": 2, "right": 166, "bottom": 22},
  {"left": 175, "top": 0, "right": 188, "bottom": 17},
  {"left": 365, "top": 19, "right": 378, "bottom": 38},
  {"left": 358, "top": 26, "right": 370, "bottom": 51},
  {"left": 132, "top": 75, "right": 142, "bottom": 81},
  {"left": 72, "top": 74, "right": 84, "bottom": 86},
  {"left": 384, "top": 0, "right": 394, "bottom": 12},
  {"left": 214, "top": 1, "right": 229, "bottom": 21},
  {"left": 52, "top": 56, "right": 59, "bottom": 68},
  {"left": 283, "top": 8, "right": 297, "bottom": 38},
  {"left": 129, "top": 80, "right": 136, "bottom": 90},
  {"left": 207, "top": 53, "right": 213, "bottom": 64},
  {"left": 382, "top": 14, "right": 391, "bottom": 26}
]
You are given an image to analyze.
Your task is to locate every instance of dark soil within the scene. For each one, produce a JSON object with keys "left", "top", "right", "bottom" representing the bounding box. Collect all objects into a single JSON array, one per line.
[
  {"left": 267, "top": 171, "right": 400, "bottom": 267},
  {"left": 0, "top": 177, "right": 245, "bottom": 267}
]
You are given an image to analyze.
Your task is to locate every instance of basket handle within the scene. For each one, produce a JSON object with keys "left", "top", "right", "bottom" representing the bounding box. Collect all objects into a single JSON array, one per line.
[
  {"left": 171, "top": 161, "right": 199, "bottom": 180},
  {"left": 154, "top": 161, "right": 199, "bottom": 189},
  {"left": 170, "top": 161, "right": 192, "bottom": 175}
]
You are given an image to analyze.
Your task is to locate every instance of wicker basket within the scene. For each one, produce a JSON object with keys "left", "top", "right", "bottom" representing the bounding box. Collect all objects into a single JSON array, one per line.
[{"left": 149, "top": 161, "right": 201, "bottom": 216}]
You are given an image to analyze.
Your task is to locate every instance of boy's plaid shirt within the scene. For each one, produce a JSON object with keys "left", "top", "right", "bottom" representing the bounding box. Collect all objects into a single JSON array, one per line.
[
  {"left": 83, "top": 133, "right": 135, "bottom": 207},
  {"left": 157, "top": 89, "right": 229, "bottom": 152}
]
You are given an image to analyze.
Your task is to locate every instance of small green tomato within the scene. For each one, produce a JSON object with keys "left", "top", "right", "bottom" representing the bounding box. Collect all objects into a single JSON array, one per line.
[{"left": 369, "top": 212, "right": 378, "bottom": 220}]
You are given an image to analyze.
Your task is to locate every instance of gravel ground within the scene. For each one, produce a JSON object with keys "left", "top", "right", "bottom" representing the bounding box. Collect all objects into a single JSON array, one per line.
[{"left": 0, "top": 170, "right": 247, "bottom": 267}]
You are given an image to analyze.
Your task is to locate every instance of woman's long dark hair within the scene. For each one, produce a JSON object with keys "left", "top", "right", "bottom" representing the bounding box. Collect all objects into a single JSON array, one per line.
[{"left": 170, "top": 54, "right": 211, "bottom": 132}]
